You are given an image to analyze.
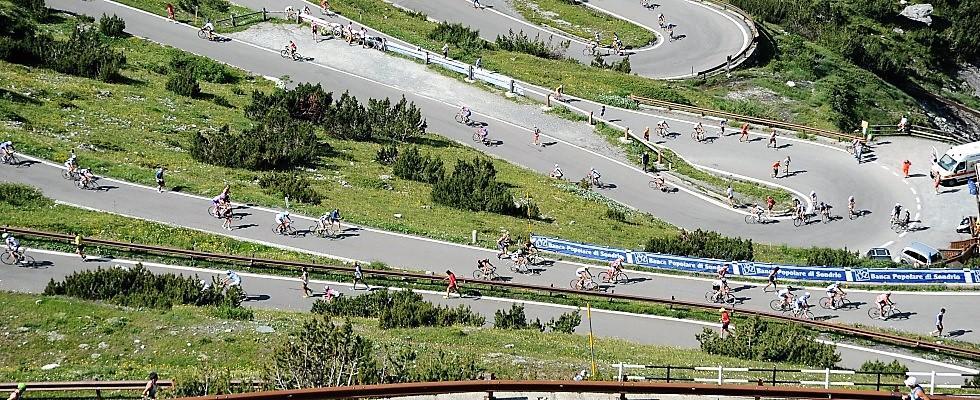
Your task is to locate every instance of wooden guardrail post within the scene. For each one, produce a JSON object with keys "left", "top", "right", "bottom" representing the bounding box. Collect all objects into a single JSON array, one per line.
[
  {"left": 230, "top": 13, "right": 236, "bottom": 27},
  {"left": 262, "top": 8, "right": 267, "bottom": 21},
  {"left": 589, "top": 111, "right": 594, "bottom": 125}
]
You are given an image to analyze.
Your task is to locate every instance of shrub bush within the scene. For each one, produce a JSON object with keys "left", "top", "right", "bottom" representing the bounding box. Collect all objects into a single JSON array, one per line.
[
  {"left": 605, "top": 207, "right": 627, "bottom": 223},
  {"left": 375, "top": 144, "right": 398, "bottom": 165},
  {"left": 311, "top": 289, "right": 485, "bottom": 328},
  {"left": 494, "top": 304, "right": 544, "bottom": 331},
  {"left": 495, "top": 29, "right": 569, "bottom": 60},
  {"left": 696, "top": 316, "right": 840, "bottom": 367},
  {"left": 43, "top": 264, "right": 241, "bottom": 310},
  {"left": 98, "top": 13, "right": 126, "bottom": 37},
  {"left": 859, "top": 360, "right": 908, "bottom": 374},
  {"left": 166, "top": 68, "right": 201, "bottom": 98},
  {"left": 547, "top": 310, "right": 581, "bottom": 334},
  {"left": 41, "top": 24, "right": 126, "bottom": 81},
  {"left": 431, "top": 158, "right": 521, "bottom": 216},
  {"left": 645, "top": 229, "right": 753, "bottom": 261},
  {"left": 801, "top": 246, "right": 900, "bottom": 268},
  {"left": 13, "top": 0, "right": 47, "bottom": 20},
  {"left": 246, "top": 83, "right": 333, "bottom": 123},
  {"left": 427, "top": 21, "right": 486, "bottom": 58},
  {"left": 258, "top": 172, "right": 322, "bottom": 205},
  {"left": 324, "top": 92, "right": 426, "bottom": 142},
  {"left": 392, "top": 146, "right": 444, "bottom": 184},
  {"left": 190, "top": 109, "right": 322, "bottom": 170},
  {"left": 591, "top": 54, "right": 631, "bottom": 73},
  {"left": 169, "top": 51, "right": 238, "bottom": 84}
]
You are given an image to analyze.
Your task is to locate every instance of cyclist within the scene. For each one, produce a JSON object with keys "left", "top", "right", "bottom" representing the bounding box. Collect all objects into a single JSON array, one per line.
[
  {"left": 328, "top": 208, "right": 342, "bottom": 231},
  {"left": 211, "top": 193, "right": 230, "bottom": 216},
  {"left": 793, "top": 198, "right": 805, "bottom": 221},
  {"left": 0, "top": 140, "right": 13, "bottom": 162},
  {"left": 221, "top": 270, "right": 242, "bottom": 292},
  {"left": 575, "top": 266, "right": 592, "bottom": 289},
  {"left": 693, "top": 122, "right": 705, "bottom": 142},
  {"left": 201, "top": 19, "right": 215, "bottom": 40},
  {"left": 826, "top": 281, "right": 845, "bottom": 308},
  {"left": 458, "top": 106, "right": 472, "bottom": 124},
  {"left": 65, "top": 150, "right": 78, "bottom": 176},
  {"left": 651, "top": 175, "right": 667, "bottom": 191},
  {"left": 809, "top": 191, "right": 818, "bottom": 207},
  {"left": 588, "top": 167, "right": 601, "bottom": 187},
  {"left": 2, "top": 233, "right": 22, "bottom": 264},
  {"left": 287, "top": 40, "right": 298, "bottom": 59},
  {"left": 477, "top": 258, "right": 495, "bottom": 276},
  {"left": 323, "top": 284, "right": 342, "bottom": 301},
  {"left": 712, "top": 277, "right": 730, "bottom": 303},
  {"left": 875, "top": 292, "right": 894, "bottom": 319},
  {"left": 818, "top": 202, "right": 830, "bottom": 221},
  {"left": 657, "top": 120, "right": 670, "bottom": 138},
  {"left": 903, "top": 376, "right": 931, "bottom": 400},
  {"left": 604, "top": 256, "right": 624, "bottom": 283},
  {"left": 78, "top": 167, "right": 96, "bottom": 188},
  {"left": 848, "top": 196, "right": 856, "bottom": 218},
  {"left": 8, "top": 383, "right": 26, "bottom": 400},
  {"left": 751, "top": 203, "right": 765, "bottom": 222},
  {"left": 522, "top": 240, "right": 539, "bottom": 262},
  {"left": 496, "top": 231, "right": 511, "bottom": 259},
  {"left": 550, "top": 163, "right": 564, "bottom": 179},
  {"left": 794, "top": 292, "right": 811, "bottom": 315},
  {"left": 891, "top": 203, "right": 902, "bottom": 224},
  {"left": 275, "top": 211, "right": 292, "bottom": 234},
  {"left": 316, "top": 211, "right": 332, "bottom": 234},
  {"left": 476, "top": 126, "right": 489, "bottom": 144},
  {"left": 776, "top": 287, "right": 794, "bottom": 309}
]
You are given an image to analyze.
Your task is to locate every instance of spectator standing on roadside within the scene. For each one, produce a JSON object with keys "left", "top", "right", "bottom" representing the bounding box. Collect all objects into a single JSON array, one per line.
[
  {"left": 155, "top": 166, "right": 166, "bottom": 193},
  {"left": 301, "top": 267, "right": 313, "bottom": 297},
  {"left": 444, "top": 270, "right": 460, "bottom": 298},
  {"left": 726, "top": 184, "right": 735, "bottom": 208},
  {"left": 764, "top": 266, "right": 779, "bottom": 291},
  {"left": 641, "top": 152, "right": 650, "bottom": 173},
  {"left": 931, "top": 308, "right": 945, "bottom": 337},
  {"left": 719, "top": 307, "right": 732, "bottom": 337},
  {"left": 166, "top": 3, "right": 175, "bottom": 23},
  {"left": 352, "top": 261, "right": 367, "bottom": 290},
  {"left": 902, "top": 159, "right": 911, "bottom": 178},
  {"left": 143, "top": 372, "right": 159, "bottom": 400},
  {"left": 719, "top": 119, "right": 727, "bottom": 136},
  {"left": 643, "top": 126, "right": 650, "bottom": 141},
  {"left": 74, "top": 233, "right": 86, "bottom": 261},
  {"left": 442, "top": 43, "right": 449, "bottom": 58}
]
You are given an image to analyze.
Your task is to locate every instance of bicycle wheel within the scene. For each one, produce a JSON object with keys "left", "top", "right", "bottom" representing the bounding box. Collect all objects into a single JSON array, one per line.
[
  {"left": 599, "top": 271, "right": 613, "bottom": 283},
  {"left": 744, "top": 215, "right": 756, "bottom": 224},
  {"left": 569, "top": 279, "right": 581, "bottom": 290},
  {"left": 793, "top": 216, "right": 803, "bottom": 227},
  {"left": 800, "top": 310, "right": 814, "bottom": 320},
  {"left": 724, "top": 293, "right": 736, "bottom": 304},
  {"left": 308, "top": 225, "right": 323, "bottom": 238},
  {"left": 472, "top": 132, "right": 482, "bottom": 142},
  {"left": 769, "top": 299, "right": 784, "bottom": 311},
  {"left": 19, "top": 255, "right": 35, "bottom": 267},
  {"left": 849, "top": 210, "right": 858, "bottom": 220},
  {"left": 867, "top": 307, "right": 882, "bottom": 319},
  {"left": 819, "top": 297, "right": 833, "bottom": 309},
  {"left": 0, "top": 251, "right": 13, "bottom": 265},
  {"left": 455, "top": 114, "right": 464, "bottom": 124},
  {"left": 705, "top": 290, "right": 716, "bottom": 302},
  {"left": 615, "top": 271, "right": 629, "bottom": 284},
  {"left": 886, "top": 308, "right": 901, "bottom": 320},
  {"left": 280, "top": 49, "right": 289, "bottom": 58},
  {"left": 62, "top": 170, "right": 73, "bottom": 180},
  {"left": 208, "top": 206, "right": 220, "bottom": 218},
  {"left": 584, "top": 280, "right": 598, "bottom": 291},
  {"left": 198, "top": 29, "right": 207, "bottom": 39},
  {"left": 472, "top": 269, "right": 484, "bottom": 280}
]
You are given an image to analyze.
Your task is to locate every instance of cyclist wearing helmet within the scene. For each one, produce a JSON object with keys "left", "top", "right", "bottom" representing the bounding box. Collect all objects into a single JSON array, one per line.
[
  {"left": 795, "top": 291, "right": 811, "bottom": 313},
  {"left": 588, "top": 167, "right": 601, "bottom": 187},
  {"left": 826, "top": 281, "right": 845, "bottom": 308},
  {"left": 875, "top": 292, "right": 894, "bottom": 319},
  {"left": 275, "top": 211, "right": 292, "bottom": 233},
  {"left": 3, "top": 233, "right": 22, "bottom": 264},
  {"left": 891, "top": 203, "right": 902, "bottom": 223},
  {"left": 604, "top": 256, "right": 624, "bottom": 283},
  {"left": 903, "top": 376, "right": 931, "bottom": 400},
  {"left": 776, "top": 287, "right": 794, "bottom": 308},
  {"left": 8, "top": 383, "right": 26, "bottom": 400},
  {"left": 222, "top": 270, "right": 241, "bottom": 289}
]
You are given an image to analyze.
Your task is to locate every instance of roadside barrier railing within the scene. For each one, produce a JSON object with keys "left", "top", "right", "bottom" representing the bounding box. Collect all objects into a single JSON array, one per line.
[
  {"left": 173, "top": 380, "right": 978, "bottom": 400},
  {"left": 611, "top": 364, "right": 980, "bottom": 394},
  {"left": 214, "top": 8, "right": 273, "bottom": 27},
  {"left": 868, "top": 124, "right": 960, "bottom": 144},
  {"left": 8, "top": 226, "right": 980, "bottom": 360},
  {"left": 691, "top": 0, "right": 760, "bottom": 78},
  {"left": 0, "top": 380, "right": 173, "bottom": 396}
]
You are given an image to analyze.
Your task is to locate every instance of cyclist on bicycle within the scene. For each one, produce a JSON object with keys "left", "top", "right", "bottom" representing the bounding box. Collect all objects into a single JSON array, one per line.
[
  {"left": 78, "top": 168, "right": 95, "bottom": 188},
  {"left": 604, "top": 256, "right": 623, "bottom": 282},
  {"left": 522, "top": 240, "right": 538, "bottom": 260},
  {"left": 575, "top": 266, "right": 592, "bottom": 289},
  {"left": 752, "top": 203, "right": 765, "bottom": 222},
  {"left": 693, "top": 122, "right": 705, "bottom": 141},
  {"left": 777, "top": 287, "right": 794, "bottom": 309},
  {"left": 875, "top": 292, "right": 894, "bottom": 318},
  {"left": 848, "top": 196, "right": 856, "bottom": 217},
  {"left": 478, "top": 259, "right": 495, "bottom": 275},
  {"left": 211, "top": 193, "right": 230, "bottom": 216},
  {"left": 0, "top": 141, "right": 13, "bottom": 161},
  {"left": 657, "top": 120, "right": 670, "bottom": 137},
  {"left": 809, "top": 191, "right": 817, "bottom": 207},
  {"left": 794, "top": 292, "right": 811, "bottom": 314},
  {"left": 275, "top": 211, "right": 292, "bottom": 233},
  {"left": 476, "top": 126, "right": 489, "bottom": 144},
  {"left": 818, "top": 202, "right": 830, "bottom": 220},
  {"left": 221, "top": 270, "right": 242, "bottom": 292},
  {"left": 712, "top": 277, "right": 730, "bottom": 302},
  {"left": 496, "top": 231, "right": 511, "bottom": 259},
  {"left": 550, "top": 164, "right": 564, "bottom": 179},
  {"left": 287, "top": 40, "right": 298, "bottom": 58},
  {"left": 588, "top": 167, "right": 601, "bottom": 186},
  {"left": 826, "top": 281, "right": 845, "bottom": 308},
  {"left": 328, "top": 208, "right": 342, "bottom": 229},
  {"left": 2, "top": 233, "right": 22, "bottom": 264},
  {"left": 891, "top": 203, "right": 902, "bottom": 224},
  {"left": 201, "top": 19, "right": 215, "bottom": 40},
  {"left": 64, "top": 151, "right": 78, "bottom": 175},
  {"left": 458, "top": 106, "right": 472, "bottom": 124}
]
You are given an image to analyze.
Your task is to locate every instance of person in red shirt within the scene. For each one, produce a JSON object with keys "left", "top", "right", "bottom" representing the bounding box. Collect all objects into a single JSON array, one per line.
[
  {"left": 765, "top": 195, "right": 775, "bottom": 217},
  {"left": 444, "top": 270, "right": 459, "bottom": 298},
  {"left": 772, "top": 160, "right": 780, "bottom": 178},
  {"left": 165, "top": 3, "right": 175, "bottom": 22},
  {"left": 902, "top": 159, "right": 911, "bottom": 178},
  {"left": 739, "top": 123, "right": 750, "bottom": 142},
  {"left": 720, "top": 307, "right": 732, "bottom": 337}
]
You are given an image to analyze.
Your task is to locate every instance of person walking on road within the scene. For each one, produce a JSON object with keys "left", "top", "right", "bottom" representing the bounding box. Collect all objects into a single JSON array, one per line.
[
  {"left": 934, "top": 174, "right": 942, "bottom": 195},
  {"left": 783, "top": 155, "right": 791, "bottom": 175},
  {"left": 444, "top": 270, "right": 460, "bottom": 298},
  {"left": 719, "top": 119, "right": 727, "bottom": 136},
  {"left": 772, "top": 160, "right": 780, "bottom": 178},
  {"left": 767, "top": 128, "right": 777, "bottom": 149},
  {"left": 155, "top": 166, "right": 166, "bottom": 193},
  {"left": 74, "top": 233, "right": 86, "bottom": 261},
  {"left": 726, "top": 184, "right": 735, "bottom": 208},
  {"left": 532, "top": 126, "right": 541, "bottom": 146},
  {"left": 301, "top": 267, "right": 313, "bottom": 298},
  {"left": 854, "top": 141, "right": 863, "bottom": 163},
  {"left": 643, "top": 126, "right": 650, "bottom": 142},
  {"left": 719, "top": 307, "right": 732, "bottom": 337},
  {"left": 931, "top": 308, "right": 945, "bottom": 337},
  {"left": 764, "top": 266, "right": 779, "bottom": 292},
  {"left": 352, "top": 261, "right": 367, "bottom": 290},
  {"left": 641, "top": 152, "right": 650, "bottom": 173},
  {"left": 739, "top": 123, "right": 750, "bottom": 142},
  {"left": 902, "top": 159, "right": 911, "bottom": 178}
]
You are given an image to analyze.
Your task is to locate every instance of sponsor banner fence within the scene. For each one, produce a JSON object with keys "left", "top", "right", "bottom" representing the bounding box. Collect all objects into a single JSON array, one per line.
[{"left": 531, "top": 235, "right": 975, "bottom": 285}]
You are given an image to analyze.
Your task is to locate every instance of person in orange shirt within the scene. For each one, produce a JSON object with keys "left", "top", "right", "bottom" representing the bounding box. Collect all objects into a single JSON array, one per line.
[
  {"left": 902, "top": 160, "right": 911, "bottom": 178},
  {"left": 165, "top": 3, "right": 176, "bottom": 22},
  {"left": 739, "top": 123, "right": 750, "bottom": 142},
  {"left": 772, "top": 160, "right": 780, "bottom": 178},
  {"left": 720, "top": 307, "right": 732, "bottom": 337}
]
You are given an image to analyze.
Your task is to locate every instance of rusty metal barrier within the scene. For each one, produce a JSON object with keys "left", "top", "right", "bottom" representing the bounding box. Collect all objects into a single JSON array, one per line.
[
  {"left": 173, "top": 380, "right": 975, "bottom": 400},
  {"left": 0, "top": 380, "right": 172, "bottom": 393},
  {"left": 8, "top": 226, "right": 980, "bottom": 360}
]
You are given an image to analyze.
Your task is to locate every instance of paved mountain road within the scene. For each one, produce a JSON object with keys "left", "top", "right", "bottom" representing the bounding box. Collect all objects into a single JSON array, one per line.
[
  {"left": 2, "top": 249, "right": 976, "bottom": 375},
  {"left": 3, "top": 157, "right": 979, "bottom": 344}
]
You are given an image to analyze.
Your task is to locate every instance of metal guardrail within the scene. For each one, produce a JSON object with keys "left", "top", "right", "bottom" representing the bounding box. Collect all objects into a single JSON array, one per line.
[
  {"left": 629, "top": 94, "right": 864, "bottom": 142},
  {"left": 9, "top": 226, "right": 980, "bottom": 360},
  {"left": 868, "top": 125, "right": 958, "bottom": 144},
  {"left": 173, "top": 380, "right": 977, "bottom": 400},
  {"left": 612, "top": 364, "right": 980, "bottom": 394},
  {"left": 214, "top": 8, "right": 271, "bottom": 27},
  {"left": 692, "top": 0, "right": 760, "bottom": 78},
  {"left": 0, "top": 380, "right": 172, "bottom": 393}
]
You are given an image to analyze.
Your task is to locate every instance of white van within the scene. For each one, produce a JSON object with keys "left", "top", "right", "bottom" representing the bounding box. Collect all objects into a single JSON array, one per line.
[{"left": 931, "top": 141, "right": 980, "bottom": 185}]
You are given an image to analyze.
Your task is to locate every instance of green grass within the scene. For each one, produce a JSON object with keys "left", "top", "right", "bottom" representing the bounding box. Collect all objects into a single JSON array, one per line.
[
  {"left": 0, "top": 291, "right": 813, "bottom": 384},
  {"left": 509, "top": 0, "right": 656, "bottom": 48}
]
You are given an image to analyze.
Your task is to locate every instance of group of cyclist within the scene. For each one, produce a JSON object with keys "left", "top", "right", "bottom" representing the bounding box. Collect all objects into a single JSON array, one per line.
[
  {"left": 63, "top": 150, "right": 97, "bottom": 189},
  {"left": 585, "top": 31, "right": 625, "bottom": 56}
]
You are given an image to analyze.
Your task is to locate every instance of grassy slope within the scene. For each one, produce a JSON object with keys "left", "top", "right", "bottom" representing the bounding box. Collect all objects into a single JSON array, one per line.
[
  {"left": 510, "top": 0, "right": 656, "bottom": 48},
  {"left": 0, "top": 291, "right": 810, "bottom": 383}
]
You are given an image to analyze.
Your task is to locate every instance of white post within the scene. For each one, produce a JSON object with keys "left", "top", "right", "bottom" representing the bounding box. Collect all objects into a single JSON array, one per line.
[
  {"left": 471, "top": 230, "right": 477, "bottom": 244},
  {"left": 824, "top": 368, "right": 831, "bottom": 389},
  {"left": 618, "top": 363, "right": 624, "bottom": 382},
  {"left": 285, "top": 196, "right": 290, "bottom": 209},
  {"left": 930, "top": 371, "right": 936, "bottom": 395},
  {"left": 718, "top": 366, "right": 723, "bottom": 385}
]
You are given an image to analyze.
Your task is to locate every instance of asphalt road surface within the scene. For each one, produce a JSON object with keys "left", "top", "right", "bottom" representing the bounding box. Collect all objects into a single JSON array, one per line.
[
  {"left": 3, "top": 157, "right": 979, "bottom": 345},
  {"left": 2, "top": 249, "right": 975, "bottom": 376},
  {"left": 44, "top": 0, "right": 953, "bottom": 255}
]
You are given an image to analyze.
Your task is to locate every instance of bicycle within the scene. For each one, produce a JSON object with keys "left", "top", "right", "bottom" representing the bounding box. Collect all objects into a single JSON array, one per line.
[
  {"left": 769, "top": 299, "right": 793, "bottom": 312},
  {"left": 280, "top": 48, "right": 302, "bottom": 61},
  {"left": 569, "top": 277, "right": 599, "bottom": 291},
  {"left": 691, "top": 129, "right": 705, "bottom": 142},
  {"left": 819, "top": 295, "right": 848, "bottom": 310},
  {"left": 76, "top": 177, "right": 98, "bottom": 190},
  {"left": 821, "top": 209, "right": 834, "bottom": 224},
  {"left": 472, "top": 130, "right": 489, "bottom": 144},
  {"left": 704, "top": 290, "right": 735, "bottom": 304},
  {"left": 588, "top": 176, "right": 604, "bottom": 189},
  {"left": 744, "top": 213, "right": 769, "bottom": 224},
  {"left": 583, "top": 41, "right": 602, "bottom": 56},
  {"left": 598, "top": 270, "right": 629, "bottom": 284},
  {"left": 868, "top": 304, "right": 901, "bottom": 320},
  {"left": 454, "top": 112, "right": 471, "bottom": 125},
  {"left": 197, "top": 28, "right": 216, "bottom": 40},
  {"left": 62, "top": 169, "right": 80, "bottom": 181},
  {"left": 509, "top": 256, "right": 531, "bottom": 274},
  {"left": 472, "top": 267, "right": 499, "bottom": 281},
  {"left": 891, "top": 218, "right": 910, "bottom": 233},
  {"left": 792, "top": 213, "right": 809, "bottom": 227},
  {"left": 792, "top": 306, "right": 814, "bottom": 320},
  {"left": 848, "top": 207, "right": 859, "bottom": 220},
  {"left": 1, "top": 249, "right": 35, "bottom": 267},
  {"left": 272, "top": 224, "right": 299, "bottom": 237},
  {"left": 208, "top": 204, "right": 232, "bottom": 219},
  {"left": 649, "top": 178, "right": 670, "bottom": 192},
  {"left": 308, "top": 222, "right": 341, "bottom": 238},
  {"left": 1, "top": 152, "right": 18, "bottom": 165}
]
